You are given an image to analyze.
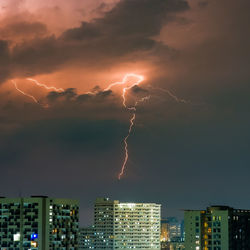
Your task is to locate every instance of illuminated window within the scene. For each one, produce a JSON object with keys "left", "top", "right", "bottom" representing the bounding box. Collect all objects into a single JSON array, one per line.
[
  {"left": 31, "top": 241, "right": 38, "bottom": 247},
  {"left": 13, "top": 233, "right": 20, "bottom": 241}
]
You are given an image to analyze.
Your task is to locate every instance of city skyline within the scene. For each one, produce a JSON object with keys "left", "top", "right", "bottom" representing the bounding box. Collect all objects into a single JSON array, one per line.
[
  {"left": 0, "top": 0, "right": 250, "bottom": 227},
  {"left": 1, "top": 195, "right": 249, "bottom": 249},
  {"left": 0, "top": 196, "right": 79, "bottom": 248}
]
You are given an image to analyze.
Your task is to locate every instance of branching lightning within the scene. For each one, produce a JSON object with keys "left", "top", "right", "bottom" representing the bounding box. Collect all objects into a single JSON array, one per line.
[
  {"left": 114, "top": 78, "right": 188, "bottom": 179},
  {"left": 105, "top": 74, "right": 144, "bottom": 93},
  {"left": 12, "top": 73, "right": 187, "bottom": 181},
  {"left": 12, "top": 80, "right": 39, "bottom": 104},
  {"left": 26, "top": 78, "right": 65, "bottom": 92},
  {"left": 118, "top": 113, "right": 136, "bottom": 180},
  {"left": 12, "top": 78, "right": 65, "bottom": 107},
  {"left": 105, "top": 73, "right": 144, "bottom": 108},
  {"left": 149, "top": 85, "right": 188, "bottom": 104},
  {"left": 12, "top": 74, "right": 147, "bottom": 180},
  {"left": 118, "top": 95, "right": 150, "bottom": 180},
  {"left": 105, "top": 74, "right": 149, "bottom": 180}
]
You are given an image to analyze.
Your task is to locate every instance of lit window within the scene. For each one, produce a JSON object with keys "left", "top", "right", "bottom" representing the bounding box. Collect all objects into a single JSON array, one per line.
[
  {"left": 31, "top": 241, "right": 38, "bottom": 247},
  {"left": 14, "top": 233, "right": 20, "bottom": 241}
]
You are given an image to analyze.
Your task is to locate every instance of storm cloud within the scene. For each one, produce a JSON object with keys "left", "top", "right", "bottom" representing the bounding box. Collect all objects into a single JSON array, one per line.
[
  {"left": 1, "top": 0, "right": 250, "bottom": 225},
  {"left": 0, "top": 0, "right": 189, "bottom": 84}
]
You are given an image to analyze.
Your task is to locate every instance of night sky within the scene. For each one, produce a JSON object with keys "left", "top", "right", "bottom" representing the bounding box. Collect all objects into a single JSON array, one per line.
[{"left": 0, "top": 0, "right": 250, "bottom": 226}]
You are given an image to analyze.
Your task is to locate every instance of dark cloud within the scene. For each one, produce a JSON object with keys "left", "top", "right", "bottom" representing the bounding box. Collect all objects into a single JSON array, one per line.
[
  {"left": 63, "top": 0, "right": 189, "bottom": 40},
  {"left": 1, "top": 0, "right": 250, "bottom": 225},
  {"left": 47, "top": 88, "right": 78, "bottom": 102},
  {"left": 77, "top": 94, "right": 92, "bottom": 102},
  {"left": 0, "top": 118, "right": 124, "bottom": 160},
  {"left": 198, "top": 1, "right": 209, "bottom": 8},
  {"left": 46, "top": 87, "right": 114, "bottom": 105},
  {"left": 1, "top": 80, "right": 250, "bottom": 225},
  {"left": 96, "top": 89, "right": 113, "bottom": 98},
  {"left": 60, "top": 0, "right": 189, "bottom": 59},
  {"left": 0, "top": 0, "right": 189, "bottom": 84},
  {"left": 0, "top": 21, "right": 47, "bottom": 41},
  {"left": 0, "top": 84, "right": 135, "bottom": 130},
  {"left": 0, "top": 40, "right": 9, "bottom": 61},
  {"left": 131, "top": 85, "right": 149, "bottom": 94},
  {"left": 0, "top": 40, "right": 11, "bottom": 83},
  {"left": 11, "top": 36, "right": 64, "bottom": 76}
]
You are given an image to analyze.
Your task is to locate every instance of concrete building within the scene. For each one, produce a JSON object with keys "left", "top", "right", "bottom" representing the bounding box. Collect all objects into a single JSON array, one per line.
[
  {"left": 0, "top": 196, "right": 79, "bottom": 249},
  {"left": 184, "top": 206, "right": 250, "bottom": 250},
  {"left": 94, "top": 197, "right": 161, "bottom": 249},
  {"left": 79, "top": 226, "right": 95, "bottom": 249},
  {"left": 161, "top": 217, "right": 184, "bottom": 250},
  {"left": 161, "top": 217, "right": 183, "bottom": 242},
  {"left": 161, "top": 241, "right": 185, "bottom": 250},
  {"left": 161, "top": 218, "right": 169, "bottom": 242}
]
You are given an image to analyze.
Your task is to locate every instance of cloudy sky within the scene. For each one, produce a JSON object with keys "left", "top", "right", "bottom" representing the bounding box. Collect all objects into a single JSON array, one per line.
[{"left": 0, "top": 0, "right": 250, "bottom": 225}]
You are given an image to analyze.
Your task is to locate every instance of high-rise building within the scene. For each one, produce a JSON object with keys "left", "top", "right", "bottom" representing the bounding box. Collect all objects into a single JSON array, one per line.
[
  {"left": 161, "top": 217, "right": 183, "bottom": 242},
  {"left": 161, "top": 240, "right": 185, "bottom": 250},
  {"left": 94, "top": 197, "right": 115, "bottom": 249},
  {"left": 161, "top": 217, "right": 184, "bottom": 250},
  {"left": 0, "top": 196, "right": 79, "bottom": 249},
  {"left": 79, "top": 226, "right": 95, "bottom": 249},
  {"left": 161, "top": 218, "right": 169, "bottom": 242},
  {"left": 167, "top": 217, "right": 181, "bottom": 241},
  {"left": 184, "top": 206, "right": 250, "bottom": 250},
  {"left": 94, "top": 197, "right": 161, "bottom": 249}
]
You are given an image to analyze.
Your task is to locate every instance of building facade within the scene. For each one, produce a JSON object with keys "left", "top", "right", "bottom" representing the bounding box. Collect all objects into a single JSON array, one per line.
[
  {"left": 161, "top": 217, "right": 184, "bottom": 250},
  {"left": 79, "top": 226, "right": 95, "bottom": 249},
  {"left": 0, "top": 196, "right": 79, "bottom": 249},
  {"left": 184, "top": 206, "right": 250, "bottom": 250},
  {"left": 94, "top": 197, "right": 161, "bottom": 249},
  {"left": 161, "top": 217, "right": 184, "bottom": 242},
  {"left": 161, "top": 241, "right": 185, "bottom": 250}
]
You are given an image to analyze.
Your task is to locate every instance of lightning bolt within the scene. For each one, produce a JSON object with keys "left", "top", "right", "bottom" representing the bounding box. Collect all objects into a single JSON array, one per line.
[
  {"left": 118, "top": 113, "right": 136, "bottom": 180},
  {"left": 12, "top": 74, "right": 146, "bottom": 180},
  {"left": 12, "top": 74, "right": 187, "bottom": 180},
  {"left": 134, "top": 96, "right": 151, "bottom": 107},
  {"left": 114, "top": 78, "right": 188, "bottom": 179},
  {"left": 12, "top": 80, "right": 39, "bottom": 104},
  {"left": 26, "top": 78, "right": 65, "bottom": 92},
  {"left": 118, "top": 95, "right": 150, "bottom": 180},
  {"left": 105, "top": 74, "right": 148, "bottom": 180},
  {"left": 105, "top": 73, "right": 144, "bottom": 108},
  {"left": 12, "top": 78, "right": 65, "bottom": 106},
  {"left": 149, "top": 86, "right": 188, "bottom": 104},
  {"left": 105, "top": 73, "right": 144, "bottom": 93}
]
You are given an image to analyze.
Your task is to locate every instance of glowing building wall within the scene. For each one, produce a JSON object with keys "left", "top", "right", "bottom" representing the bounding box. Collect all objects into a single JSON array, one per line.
[
  {"left": 161, "top": 218, "right": 169, "bottom": 242},
  {"left": 94, "top": 198, "right": 161, "bottom": 250}
]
